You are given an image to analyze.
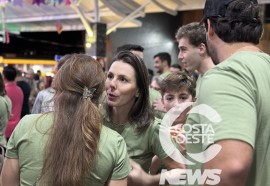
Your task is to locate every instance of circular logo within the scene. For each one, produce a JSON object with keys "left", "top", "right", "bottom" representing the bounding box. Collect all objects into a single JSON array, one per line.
[{"left": 159, "top": 102, "right": 222, "bottom": 165}]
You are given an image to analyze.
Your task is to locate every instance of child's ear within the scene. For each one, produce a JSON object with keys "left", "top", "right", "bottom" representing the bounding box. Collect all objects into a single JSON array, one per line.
[{"left": 192, "top": 97, "right": 196, "bottom": 102}]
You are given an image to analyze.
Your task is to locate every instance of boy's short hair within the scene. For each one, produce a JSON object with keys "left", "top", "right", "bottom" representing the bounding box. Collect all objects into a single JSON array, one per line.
[{"left": 160, "top": 71, "right": 196, "bottom": 97}]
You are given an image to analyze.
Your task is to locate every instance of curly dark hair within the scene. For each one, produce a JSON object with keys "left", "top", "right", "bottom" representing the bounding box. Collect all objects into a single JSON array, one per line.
[{"left": 205, "top": 0, "right": 263, "bottom": 44}]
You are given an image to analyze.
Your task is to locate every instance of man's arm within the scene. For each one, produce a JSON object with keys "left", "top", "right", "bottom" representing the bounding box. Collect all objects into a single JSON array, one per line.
[{"left": 203, "top": 140, "right": 253, "bottom": 186}]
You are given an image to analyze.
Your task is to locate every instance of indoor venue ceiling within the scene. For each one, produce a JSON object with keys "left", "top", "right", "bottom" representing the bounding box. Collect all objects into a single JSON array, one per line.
[
  {"left": 1, "top": 0, "right": 205, "bottom": 34},
  {"left": 1, "top": 0, "right": 270, "bottom": 35}
]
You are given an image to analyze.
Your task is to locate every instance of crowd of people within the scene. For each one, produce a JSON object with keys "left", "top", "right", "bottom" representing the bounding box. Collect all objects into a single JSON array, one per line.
[{"left": 0, "top": 0, "right": 269, "bottom": 186}]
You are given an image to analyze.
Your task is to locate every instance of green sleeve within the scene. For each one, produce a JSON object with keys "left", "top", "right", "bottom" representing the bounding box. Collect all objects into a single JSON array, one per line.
[
  {"left": 6, "top": 117, "right": 27, "bottom": 159},
  {"left": 111, "top": 134, "right": 131, "bottom": 180},
  {"left": 197, "top": 69, "right": 256, "bottom": 150},
  {"left": 150, "top": 119, "right": 171, "bottom": 160},
  {"left": 149, "top": 88, "right": 161, "bottom": 105}
]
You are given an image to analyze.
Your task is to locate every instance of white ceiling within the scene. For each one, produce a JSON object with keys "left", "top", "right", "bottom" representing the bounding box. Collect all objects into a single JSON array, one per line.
[
  {"left": 1, "top": 0, "right": 205, "bottom": 34},
  {"left": 1, "top": 0, "right": 269, "bottom": 34}
]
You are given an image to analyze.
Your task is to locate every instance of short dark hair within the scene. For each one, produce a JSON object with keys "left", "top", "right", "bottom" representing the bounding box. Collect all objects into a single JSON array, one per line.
[
  {"left": 160, "top": 71, "right": 196, "bottom": 98},
  {"left": 154, "top": 52, "right": 171, "bottom": 66},
  {"left": 3, "top": 65, "right": 17, "bottom": 81},
  {"left": 176, "top": 22, "right": 207, "bottom": 48},
  {"left": 116, "top": 44, "right": 144, "bottom": 53},
  {"left": 106, "top": 51, "right": 154, "bottom": 131},
  {"left": 170, "top": 64, "right": 182, "bottom": 71},
  {"left": 204, "top": 0, "right": 263, "bottom": 44}
]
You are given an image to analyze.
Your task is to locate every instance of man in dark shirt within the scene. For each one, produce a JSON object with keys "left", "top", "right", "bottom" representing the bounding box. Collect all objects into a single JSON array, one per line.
[{"left": 16, "top": 70, "right": 31, "bottom": 118}]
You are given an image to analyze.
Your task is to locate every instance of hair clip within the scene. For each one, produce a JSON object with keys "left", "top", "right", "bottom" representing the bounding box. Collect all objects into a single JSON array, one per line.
[{"left": 83, "top": 87, "right": 96, "bottom": 99}]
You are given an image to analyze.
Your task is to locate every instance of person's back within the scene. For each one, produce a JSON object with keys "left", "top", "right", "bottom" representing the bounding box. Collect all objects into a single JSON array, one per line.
[
  {"left": 3, "top": 65, "right": 24, "bottom": 139},
  {"left": 31, "top": 87, "right": 55, "bottom": 114},
  {"left": 6, "top": 113, "right": 129, "bottom": 186},
  {"left": 2, "top": 54, "right": 130, "bottom": 186},
  {"left": 190, "top": 51, "right": 270, "bottom": 185},
  {"left": 208, "top": 51, "right": 270, "bottom": 185},
  {"left": 16, "top": 74, "right": 31, "bottom": 118},
  {"left": 31, "top": 55, "right": 73, "bottom": 114},
  {"left": 186, "top": 0, "right": 269, "bottom": 185}
]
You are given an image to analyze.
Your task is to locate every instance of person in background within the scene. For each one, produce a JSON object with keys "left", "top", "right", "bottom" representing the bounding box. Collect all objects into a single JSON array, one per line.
[
  {"left": 147, "top": 68, "right": 154, "bottom": 84},
  {"left": 31, "top": 55, "right": 70, "bottom": 114},
  {"left": 0, "top": 73, "right": 11, "bottom": 145},
  {"left": 175, "top": 22, "right": 215, "bottom": 97},
  {"left": 1, "top": 54, "right": 130, "bottom": 186},
  {"left": 152, "top": 52, "right": 172, "bottom": 116},
  {"left": 103, "top": 51, "right": 185, "bottom": 185},
  {"left": 24, "top": 68, "right": 38, "bottom": 111},
  {"left": 3, "top": 65, "right": 23, "bottom": 141},
  {"left": 186, "top": 0, "right": 270, "bottom": 185},
  {"left": 34, "top": 70, "right": 41, "bottom": 91},
  {"left": 150, "top": 75, "right": 162, "bottom": 92},
  {"left": 44, "top": 76, "right": 53, "bottom": 89},
  {"left": 16, "top": 70, "right": 31, "bottom": 118},
  {"left": 116, "top": 44, "right": 144, "bottom": 59},
  {"left": 170, "top": 64, "right": 182, "bottom": 72},
  {"left": 153, "top": 52, "right": 172, "bottom": 79}
]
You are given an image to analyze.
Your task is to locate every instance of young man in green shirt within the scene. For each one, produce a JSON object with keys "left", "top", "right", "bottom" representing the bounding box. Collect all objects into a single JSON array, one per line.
[{"left": 175, "top": 22, "right": 215, "bottom": 98}]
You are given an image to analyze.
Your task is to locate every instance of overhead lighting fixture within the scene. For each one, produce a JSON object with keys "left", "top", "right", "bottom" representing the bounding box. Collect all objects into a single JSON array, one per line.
[{"left": 85, "top": 43, "right": 91, "bottom": 48}]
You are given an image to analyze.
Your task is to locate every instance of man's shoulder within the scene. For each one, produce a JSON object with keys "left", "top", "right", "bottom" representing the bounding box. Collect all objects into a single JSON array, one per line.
[
  {"left": 160, "top": 71, "right": 171, "bottom": 80},
  {"left": 205, "top": 51, "right": 270, "bottom": 76},
  {"left": 17, "top": 80, "right": 30, "bottom": 88},
  {"left": 6, "top": 83, "right": 24, "bottom": 96},
  {"left": 37, "top": 88, "right": 55, "bottom": 97}
]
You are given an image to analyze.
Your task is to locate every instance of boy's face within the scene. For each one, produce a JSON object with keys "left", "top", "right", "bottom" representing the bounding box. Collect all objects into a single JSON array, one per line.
[{"left": 162, "top": 88, "right": 193, "bottom": 112}]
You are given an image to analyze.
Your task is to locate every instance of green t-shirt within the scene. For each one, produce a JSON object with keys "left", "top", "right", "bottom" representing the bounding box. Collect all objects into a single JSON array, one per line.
[
  {"left": 149, "top": 87, "right": 161, "bottom": 105},
  {"left": 101, "top": 89, "right": 164, "bottom": 119},
  {"left": 195, "top": 74, "right": 202, "bottom": 99},
  {"left": 149, "top": 88, "right": 165, "bottom": 119},
  {"left": 6, "top": 113, "right": 131, "bottom": 186},
  {"left": 102, "top": 110, "right": 169, "bottom": 172},
  {"left": 159, "top": 71, "right": 172, "bottom": 81},
  {"left": 0, "top": 95, "right": 12, "bottom": 145},
  {"left": 186, "top": 51, "right": 270, "bottom": 186}
]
